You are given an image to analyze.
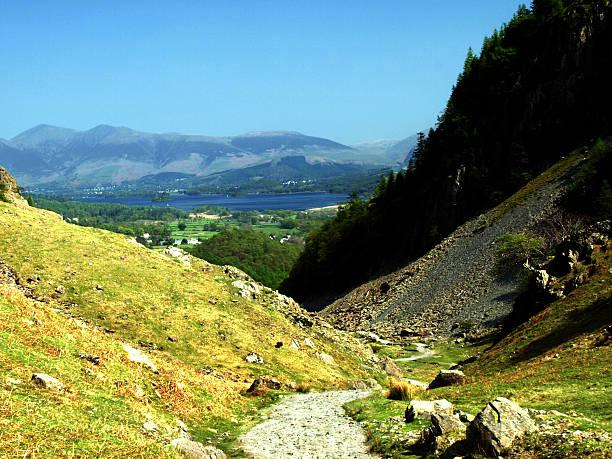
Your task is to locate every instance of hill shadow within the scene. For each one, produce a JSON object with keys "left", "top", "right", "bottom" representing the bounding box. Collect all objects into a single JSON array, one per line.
[{"left": 510, "top": 296, "right": 612, "bottom": 364}]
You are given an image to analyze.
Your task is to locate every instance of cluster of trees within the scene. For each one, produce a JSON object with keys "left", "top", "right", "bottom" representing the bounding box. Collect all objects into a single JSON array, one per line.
[
  {"left": 31, "top": 196, "right": 181, "bottom": 244},
  {"left": 281, "top": 1, "right": 612, "bottom": 308},
  {"left": 189, "top": 228, "right": 302, "bottom": 289}
]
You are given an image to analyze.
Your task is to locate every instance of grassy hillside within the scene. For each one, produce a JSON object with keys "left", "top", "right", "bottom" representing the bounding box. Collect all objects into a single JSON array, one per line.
[{"left": 0, "top": 196, "right": 372, "bottom": 456}]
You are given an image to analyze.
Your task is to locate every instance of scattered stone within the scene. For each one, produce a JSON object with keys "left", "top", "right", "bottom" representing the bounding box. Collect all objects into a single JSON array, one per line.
[
  {"left": 54, "top": 285, "right": 65, "bottom": 294},
  {"left": 223, "top": 265, "right": 252, "bottom": 281},
  {"left": 163, "top": 246, "right": 192, "bottom": 266},
  {"left": 26, "top": 274, "right": 41, "bottom": 283},
  {"left": 168, "top": 336, "right": 178, "bottom": 342},
  {"left": 405, "top": 399, "right": 454, "bottom": 422},
  {"left": 31, "top": 373, "right": 63, "bottom": 391},
  {"left": 245, "top": 353, "right": 264, "bottom": 364},
  {"left": 95, "top": 284, "right": 104, "bottom": 291},
  {"left": 428, "top": 369, "right": 466, "bottom": 389},
  {"left": 247, "top": 377, "right": 282, "bottom": 393},
  {"left": 7, "top": 377, "right": 22, "bottom": 385},
  {"left": 171, "top": 438, "right": 227, "bottom": 459},
  {"left": 466, "top": 397, "right": 537, "bottom": 457},
  {"left": 121, "top": 343, "right": 159, "bottom": 373},
  {"left": 350, "top": 378, "right": 382, "bottom": 390},
  {"left": 78, "top": 353, "right": 100, "bottom": 365},
  {"left": 304, "top": 337, "right": 315, "bottom": 348},
  {"left": 316, "top": 352, "right": 337, "bottom": 366},
  {"left": 290, "top": 339, "right": 300, "bottom": 350}
]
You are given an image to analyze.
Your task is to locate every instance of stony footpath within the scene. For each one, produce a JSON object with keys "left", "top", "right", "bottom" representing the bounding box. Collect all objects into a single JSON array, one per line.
[{"left": 238, "top": 390, "right": 376, "bottom": 459}]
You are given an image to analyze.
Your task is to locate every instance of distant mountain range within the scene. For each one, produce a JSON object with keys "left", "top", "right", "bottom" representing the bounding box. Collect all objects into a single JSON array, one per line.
[{"left": 0, "top": 124, "right": 421, "bottom": 187}]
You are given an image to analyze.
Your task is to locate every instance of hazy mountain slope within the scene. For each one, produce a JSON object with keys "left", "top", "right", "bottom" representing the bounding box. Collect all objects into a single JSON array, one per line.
[
  {"left": 0, "top": 170, "right": 374, "bottom": 455},
  {"left": 382, "top": 133, "right": 420, "bottom": 164},
  {"left": 321, "top": 147, "right": 586, "bottom": 336},
  {"left": 4, "top": 125, "right": 376, "bottom": 186},
  {"left": 198, "top": 155, "right": 377, "bottom": 186}
]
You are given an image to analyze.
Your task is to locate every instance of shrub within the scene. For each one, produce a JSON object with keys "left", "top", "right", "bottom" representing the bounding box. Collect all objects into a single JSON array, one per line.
[
  {"left": 387, "top": 378, "right": 418, "bottom": 401},
  {"left": 494, "top": 232, "right": 547, "bottom": 277},
  {"left": 0, "top": 182, "right": 8, "bottom": 203}
]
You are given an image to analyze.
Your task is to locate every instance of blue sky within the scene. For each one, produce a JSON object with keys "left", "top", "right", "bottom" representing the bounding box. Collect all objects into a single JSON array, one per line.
[{"left": 1, "top": 1, "right": 526, "bottom": 144}]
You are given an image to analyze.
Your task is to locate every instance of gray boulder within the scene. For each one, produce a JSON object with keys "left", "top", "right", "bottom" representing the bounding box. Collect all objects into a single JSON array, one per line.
[
  {"left": 466, "top": 397, "right": 537, "bottom": 456},
  {"left": 430, "top": 412, "right": 465, "bottom": 436},
  {"left": 405, "top": 399, "right": 454, "bottom": 422},
  {"left": 170, "top": 438, "right": 226, "bottom": 458},
  {"left": 428, "top": 369, "right": 466, "bottom": 389}
]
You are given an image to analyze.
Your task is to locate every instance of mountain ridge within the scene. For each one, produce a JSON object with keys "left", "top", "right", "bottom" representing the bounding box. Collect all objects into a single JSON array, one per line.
[{"left": 2, "top": 124, "right": 418, "bottom": 187}]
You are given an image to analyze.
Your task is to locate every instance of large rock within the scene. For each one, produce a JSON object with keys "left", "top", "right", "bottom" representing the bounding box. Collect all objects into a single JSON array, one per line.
[
  {"left": 170, "top": 438, "right": 226, "bottom": 458},
  {"left": 405, "top": 399, "right": 454, "bottom": 422},
  {"left": 31, "top": 373, "right": 63, "bottom": 391},
  {"left": 419, "top": 412, "right": 466, "bottom": 448},
  {"left": 428, "top": 369, "right": 466, "bottom": 389},
  {"left": 430, "top": 412, "right": 465, "bottom": 436},
  {"left": 466, "top": 397, "right": 537, "bottom": 457}
]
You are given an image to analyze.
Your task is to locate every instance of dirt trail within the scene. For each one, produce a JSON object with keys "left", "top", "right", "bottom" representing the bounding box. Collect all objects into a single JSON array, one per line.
[{"left": 238, "top": 390, "right": 375, "bottom": 459}]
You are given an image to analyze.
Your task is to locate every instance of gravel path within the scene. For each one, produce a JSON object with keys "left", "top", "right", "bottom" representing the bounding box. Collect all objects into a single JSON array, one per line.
[
  {"left": 238, "top": 390, "right": 376, "bottom": 459},
  {"left": 394, "top": 342, "right": 435, "bottom": 361}
]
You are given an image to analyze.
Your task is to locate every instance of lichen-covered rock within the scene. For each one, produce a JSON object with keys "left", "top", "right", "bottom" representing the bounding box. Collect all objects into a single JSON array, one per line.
[{"left": 466, "top": 397, "right": 537, "bottom": 457}]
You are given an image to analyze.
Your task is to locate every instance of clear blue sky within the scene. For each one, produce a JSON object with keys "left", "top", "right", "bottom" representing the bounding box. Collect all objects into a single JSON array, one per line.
[{"left": 1, "top": 0, "right": 526, "bottom": 145}]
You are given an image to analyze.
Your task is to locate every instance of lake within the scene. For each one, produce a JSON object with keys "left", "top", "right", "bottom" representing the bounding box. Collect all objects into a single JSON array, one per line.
[{"left": 78, "top": 192, "right": 349, "bottom": 212}]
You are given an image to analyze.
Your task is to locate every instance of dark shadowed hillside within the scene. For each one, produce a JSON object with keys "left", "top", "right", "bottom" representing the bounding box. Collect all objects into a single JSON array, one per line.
[{"left": 281, "top": 0, "right": 612, "bottom": 309}]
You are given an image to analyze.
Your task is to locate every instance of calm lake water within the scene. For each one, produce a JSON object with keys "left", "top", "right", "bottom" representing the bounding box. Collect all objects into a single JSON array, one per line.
[{"left": 78, "top": 192, "right": 349, "bottom": 212}]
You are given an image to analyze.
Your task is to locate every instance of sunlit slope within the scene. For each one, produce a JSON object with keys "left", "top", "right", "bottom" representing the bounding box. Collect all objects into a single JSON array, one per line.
[{"left": 0, "top": 199, "right": 370, "bottom": 455}]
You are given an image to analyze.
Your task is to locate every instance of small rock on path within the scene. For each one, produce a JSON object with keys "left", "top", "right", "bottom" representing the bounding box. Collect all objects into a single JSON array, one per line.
[{"left": 239, "top": 390, "right": 375, "bottom": 458}]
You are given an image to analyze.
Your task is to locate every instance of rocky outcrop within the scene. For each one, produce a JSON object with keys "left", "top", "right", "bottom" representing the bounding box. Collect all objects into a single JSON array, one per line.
[
  {"left": 466, "top": 397, "right": 537, "bottom": 457},
  {"left": 0, "top": 167, "right": 26, "bottom": 206},
  {"left": 428, "top": 369, "right": 467, "bottom": 389}
]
